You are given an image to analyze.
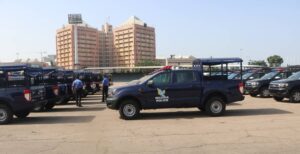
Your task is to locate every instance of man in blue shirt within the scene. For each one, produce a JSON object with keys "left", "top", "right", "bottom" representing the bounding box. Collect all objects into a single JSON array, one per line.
[
  {"left": 72, "top": 76, "right": 84, "bottom": 107},
  {"left": 102, "top": 74, "right": 110, "bottom": 102}
]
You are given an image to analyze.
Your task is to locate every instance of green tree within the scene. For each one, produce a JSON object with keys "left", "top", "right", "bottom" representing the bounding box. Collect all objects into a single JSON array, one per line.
[
  {"left": 136, "top": 60, "right": 162, "bottom": 66},
  {"left": 248, "top": 60, "right": 268, "bottom": 67},
  {"left": 267, "top": 55, "right": 284, "bottom": 67}
]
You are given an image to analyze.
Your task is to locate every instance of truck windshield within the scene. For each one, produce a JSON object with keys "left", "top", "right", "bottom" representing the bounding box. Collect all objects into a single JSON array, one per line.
[
  {"left": 288, "top": 72, "right": 300, "bottom": 80},
  {"left": 228, "top": 73, "right": 238, "bottom": 79},
  {"left": 260, "top": 72, "right": 278, "bottom": 80},
  {"left": 242, "top": 72, "right": 253, "bottom": 79},
  {"left": 128, "top": 74, "right": 153, "bottom": 85}
]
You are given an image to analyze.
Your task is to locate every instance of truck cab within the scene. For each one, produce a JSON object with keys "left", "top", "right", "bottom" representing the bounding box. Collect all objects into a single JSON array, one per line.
[
  {"left": 106, "top": 58, "right": 244, "bottom": 120},
  {"left": 0, "top": 64, "right": 46, "bottom": 124},
  {"left": 269, "top": 71, "right": 300, "bottom": 102}
]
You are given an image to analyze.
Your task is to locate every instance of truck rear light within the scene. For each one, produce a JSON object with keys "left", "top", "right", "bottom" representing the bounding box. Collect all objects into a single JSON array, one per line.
[
  {"left": 239, "top": 82, "right": 244, "bottom": 94},
  {"left": 53, "top": 85, "right": 59, "bottom": 96},
  {"left": 24, "top": 89, "right": 32, "bottom": 102}
]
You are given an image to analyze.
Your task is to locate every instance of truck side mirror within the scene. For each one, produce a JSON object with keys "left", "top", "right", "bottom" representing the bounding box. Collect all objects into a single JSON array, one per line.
[{"left": 147, "top": 80, "right": 154, "bottom": 87}]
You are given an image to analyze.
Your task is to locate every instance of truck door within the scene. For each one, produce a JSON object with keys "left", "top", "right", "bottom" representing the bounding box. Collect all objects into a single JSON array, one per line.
[
  {"left": 143, "top": 72, "right": 173, "bottom": 109},
  {"left": 169, "top": 70, "right": 202, "bottom": 107}
]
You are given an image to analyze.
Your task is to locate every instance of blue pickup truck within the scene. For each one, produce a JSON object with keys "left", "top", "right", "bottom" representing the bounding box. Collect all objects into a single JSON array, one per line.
[
  {"left": 0, "top": 64, "right": 46, "bottom": 124},
  {"left": 106, "top": 58, "right": 245, "bottom": 120}
]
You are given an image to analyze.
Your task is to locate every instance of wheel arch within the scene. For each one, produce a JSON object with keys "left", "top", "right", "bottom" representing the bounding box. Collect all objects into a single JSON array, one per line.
[
  {"left": 202, "top": 91, "right": 227, "bottom": 106},
  {"left": 116, "top": 95, "right": 142, "bottom": 110},
  {"left": 0, "top": 98, "right": 13, "bottom": 111},
  {"left": 289, "top": 86, "right": 300, "bottom": 95}
]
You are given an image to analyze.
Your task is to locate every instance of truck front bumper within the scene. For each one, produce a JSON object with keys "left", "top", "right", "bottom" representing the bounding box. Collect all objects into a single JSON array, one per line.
[
  {"left": 269, "top": 89, "right": 289, "bottom": 98},
  {"left": 106, "top": 97, "right": 118, "bottom": 110},
  {"left": 245, "top": 86, "right": 260, "bottom": 95}
]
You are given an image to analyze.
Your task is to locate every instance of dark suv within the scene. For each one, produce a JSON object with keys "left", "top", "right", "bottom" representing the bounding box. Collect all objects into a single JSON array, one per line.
[
  {"left": 0, "top": 65, "right": 46, "bottom": 124},
  {"left": 269, "top": 71, "right": 300, "bottom": 102},
  {"left": 106, "top": 58, "right": 244, "bottom": 120},
  {"left": 245, "top": 68, "right": 295, "bottom": 98}
]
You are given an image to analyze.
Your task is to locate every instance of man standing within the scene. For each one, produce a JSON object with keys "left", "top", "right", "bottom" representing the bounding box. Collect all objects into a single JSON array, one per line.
[
  {"left": 72, "top": 76, "right": 84, "bottom": 107},
  {"left": 102, "top": 74, "right": 110, "bottom": 102}
]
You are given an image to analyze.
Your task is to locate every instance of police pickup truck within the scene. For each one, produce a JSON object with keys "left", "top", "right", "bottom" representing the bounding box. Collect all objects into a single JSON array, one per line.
[
  {"left": 0, "top": 64, "right": 46, "bottom": 124},
  {"left": 106, "top": 58, "right": 245, "bottom": 120},
  {"left": 269, "top": 71, "right": 300, "bottom": 102}
]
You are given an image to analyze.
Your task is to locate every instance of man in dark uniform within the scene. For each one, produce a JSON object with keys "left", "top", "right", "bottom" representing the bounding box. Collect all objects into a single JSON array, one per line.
[
  {"left": 102, "top": 74, "right": 109, "bottom": 102},
  {"left": 72, "top": 76, "right": 84, "bottom": 107}
]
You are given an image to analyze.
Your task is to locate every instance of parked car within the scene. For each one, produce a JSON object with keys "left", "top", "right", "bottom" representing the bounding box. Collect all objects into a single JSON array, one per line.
[
  {"left": 0, "top": 64, "right": 46, "bottom": 124},
  {"left": 269, "top": 71, "right": 300, "bottom": 102},
  {"left": 106, "top": 58, "right": 245, "bottom": 120}
]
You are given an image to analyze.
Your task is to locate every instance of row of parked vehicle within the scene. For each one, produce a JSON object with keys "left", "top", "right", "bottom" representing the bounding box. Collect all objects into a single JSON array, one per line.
[
  {"left": 0, "top": 64, "right": 104, "bottom": 124},
  {"left": 244, "top": 66, "right": 300, "bottom": 103}
]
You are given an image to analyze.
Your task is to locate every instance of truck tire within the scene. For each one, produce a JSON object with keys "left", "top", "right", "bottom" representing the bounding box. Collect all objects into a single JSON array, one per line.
[
  {"left": 0, "top": 104, "right": 13, "bottom": 124},
  {"left": 205, "top": 97, "right": 226, "bottom": 116},
  {"left": 273, "top": 96, "right": 284, "bottom": 102},
  {"left": 45, "top": 102, "right": 55, "bottom": 111},
  {"left": 15, "top": 111, "right": 30, "bottom": 118},
  {"left": 260, "top": 87, "right": 270, "bottom": 98},
  {"left": 250, "top": 93, "right": 257, "bottom": 97},
  {"left": 119, "top": 100, "right": 140, "bottom": 120},
  {"left": 290, "top": 90, "right": 300, "bottom": 103}
]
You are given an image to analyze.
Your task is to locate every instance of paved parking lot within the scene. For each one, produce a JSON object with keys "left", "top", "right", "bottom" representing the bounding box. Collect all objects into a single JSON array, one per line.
[{"left": 1, "top": 93, "right": 300, "bottom": 154}]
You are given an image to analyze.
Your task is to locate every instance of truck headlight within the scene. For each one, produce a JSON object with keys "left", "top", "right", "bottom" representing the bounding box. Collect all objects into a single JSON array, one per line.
[
  {"left": 108, "top": 89, "right": 117, "bottom": 96},
  {"left": 251, "top": 82, "right": 259, "bottom": 86},
  {"left": 278, "top": 83, "right": 288, "bottom": 88}
]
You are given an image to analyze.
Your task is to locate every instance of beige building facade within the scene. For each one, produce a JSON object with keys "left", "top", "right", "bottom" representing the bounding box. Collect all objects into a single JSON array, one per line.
[
  {"left": 56, "top": 24, "right": 99, "bottom": 69},
  {"left": 56, "top": 16, "right": 156, "bottom": 69},
  {"left": 114, "top": 16, "right": 156, "bottom": 67}
]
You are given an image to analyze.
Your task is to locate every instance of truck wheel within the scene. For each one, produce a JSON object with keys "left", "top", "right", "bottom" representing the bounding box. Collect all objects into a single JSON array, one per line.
[
  {"left": 273, "top": 96, "right": 284, "bottom": 102},
  {"left": 205, "top": 97, "right": 226, "bottom": 116},
  {"left": 33, "top": 105, "right": 45, "bottom": 112},
  {"left": 260, "top": 87, "right": 270, "bottom": 98},
  {"left": 45, "top": 102, "right": 55, "bottom": 111},
  {"left": 15, "top": 111, "right": 30, "bottom": 118},
  {"left": 119, "top": 100, "right": 140, "bottom": 120},
  {"left": 250, "top": 93, "right": 257, "bottom": 97},
  {"left": 0, "top": 104, "right": 13, "bottom": 124},
  {"left": 290, "top": 90, "right": 300, "bottom": 103}
]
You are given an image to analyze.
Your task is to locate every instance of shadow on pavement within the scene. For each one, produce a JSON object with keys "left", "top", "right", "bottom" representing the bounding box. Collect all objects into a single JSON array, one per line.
[
  {"left": 140, "top": 108, "right": 292, "bottom": 120},
  {"left": 50, "top": 107, "right": 106, "bottom": 112},
  {"left": 13, "top": 115, "right": 95, "bottom": 125}
]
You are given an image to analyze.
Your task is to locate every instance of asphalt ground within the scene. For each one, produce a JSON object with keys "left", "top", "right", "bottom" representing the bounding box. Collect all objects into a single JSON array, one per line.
[{"left": 1, "top": 93, "right": 300, "bottom": 154}]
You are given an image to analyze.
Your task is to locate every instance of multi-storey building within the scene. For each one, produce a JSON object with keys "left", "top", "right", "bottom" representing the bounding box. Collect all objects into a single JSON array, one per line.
[
  {"left": 114, "top": 16, "right": 156, "bottom": 67},
  {"left": 56, "top": 24, "right": 99, "bottom": 69},
  {"left": 56, "top": 16, "right": 156, "bottom": 69},
  {"left": 99, "top": 23, "right": 115, "bottom": 67}
]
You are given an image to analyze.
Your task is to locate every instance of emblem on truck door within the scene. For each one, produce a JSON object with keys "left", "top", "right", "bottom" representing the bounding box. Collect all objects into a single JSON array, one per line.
[{"left": 155, "top": 88, "right": 169, "bottom": 102}]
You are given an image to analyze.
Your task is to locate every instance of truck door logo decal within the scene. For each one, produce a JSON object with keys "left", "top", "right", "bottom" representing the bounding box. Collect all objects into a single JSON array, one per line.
[{"left": 155, "top": 88, "right": 169, "bottom": 102}]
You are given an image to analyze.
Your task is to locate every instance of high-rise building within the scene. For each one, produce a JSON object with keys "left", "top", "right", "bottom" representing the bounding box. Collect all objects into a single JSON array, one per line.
[
  {"left": 56, "top": 16, "right": 156, "bottom": 69},
  {"left": 114, "top": 16, "right": 156, "bottom": 67},
  {"left": 99, "top": 23, "right": 115, "bottom": 67},
  {"left": 56, "top": 24, "right": 99, "bottom": 69}
]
